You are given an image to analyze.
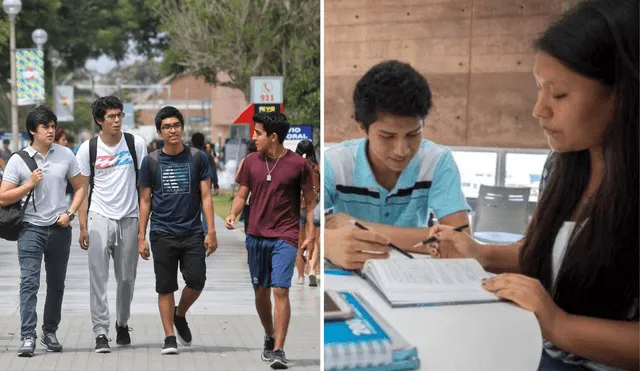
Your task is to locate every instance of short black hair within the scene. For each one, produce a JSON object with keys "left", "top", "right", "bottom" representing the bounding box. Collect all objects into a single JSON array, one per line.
[
  {"left": 3, "top": 139, "right": 9, "bottom": 145},
  {"left": 191, "top": 132, "right": 205, "bottom": 148},
  {"left": 91, "top": 96, "right": 123, "bottom": 129},
  {"left": 353, "top": 60, "right": 432, "bottom": 131},
  {"left": 26, "top": 105, "right": 57, "bottom": 141},
  {"left": 252, "top": 112, "right": 290, "bottom": 144},
  {"left": 155, "top": 106, "right": 184, "bottom": 131}
]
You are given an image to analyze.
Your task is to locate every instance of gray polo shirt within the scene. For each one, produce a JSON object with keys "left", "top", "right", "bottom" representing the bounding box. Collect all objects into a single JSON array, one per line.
[{"left": 2, "top": 143, "right": 80, "bottom": 226}]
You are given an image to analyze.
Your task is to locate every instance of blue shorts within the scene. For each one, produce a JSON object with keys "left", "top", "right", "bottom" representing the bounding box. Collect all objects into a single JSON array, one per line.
[{"left": 245, "top": 235, "right": 297, "bottom": 289}]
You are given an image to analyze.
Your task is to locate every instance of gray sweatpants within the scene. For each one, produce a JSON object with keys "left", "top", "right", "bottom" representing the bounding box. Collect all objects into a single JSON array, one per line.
[{"left": 88, "top": 211, "right": 139, "bottom": 337}]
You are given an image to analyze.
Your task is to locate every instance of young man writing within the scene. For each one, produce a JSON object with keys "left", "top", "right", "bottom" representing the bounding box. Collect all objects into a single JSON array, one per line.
[
  {"left": 324, "top": 60, "right": 471, "bottom": 270},
  {"left": 225, "top": 112, "right": 316, "bottom": 369},
  {"left": 137, "top": 106, "right": 218, "bottom": 354},
  {"left": 76, "top": 96, "right": 148, "bottom": 352},
  {"left": 0, "top": 105, "right": 87, "bottom": 357}
]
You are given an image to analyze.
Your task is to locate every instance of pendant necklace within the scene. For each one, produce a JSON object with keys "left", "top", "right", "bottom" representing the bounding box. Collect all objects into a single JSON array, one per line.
[{"left": 265, "top": 149, "right": 285, "bottom": 182}]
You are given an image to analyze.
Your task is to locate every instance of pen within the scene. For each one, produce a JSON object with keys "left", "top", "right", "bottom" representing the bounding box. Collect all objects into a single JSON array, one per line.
[
  {"left": 417, "top": 223, "right": 470, "bottom": 246},
  {"left": 350, "top": 219, "right": 414, "bottom": 259}
]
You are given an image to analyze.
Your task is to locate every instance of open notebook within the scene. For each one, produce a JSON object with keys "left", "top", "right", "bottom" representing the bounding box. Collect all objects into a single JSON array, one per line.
[{"left": 362, "top": 258, "right": 499, "bottom": 308}]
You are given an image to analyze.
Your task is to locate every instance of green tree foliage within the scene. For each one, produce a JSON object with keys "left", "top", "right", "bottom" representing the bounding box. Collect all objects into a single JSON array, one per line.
[{"left": 157, "top": 0, "right": 320, "bottom": 127}]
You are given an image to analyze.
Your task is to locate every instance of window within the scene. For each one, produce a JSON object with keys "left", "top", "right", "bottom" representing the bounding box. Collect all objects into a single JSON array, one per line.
[
  {"left": 505, "top": 152, "right": 550, "bottom": 202},
  {"left": 451, "top": 151, "right": 498, "bottom": 199}
]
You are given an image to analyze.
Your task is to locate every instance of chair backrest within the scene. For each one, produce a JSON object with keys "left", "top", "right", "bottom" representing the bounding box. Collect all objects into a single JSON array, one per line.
[{"left": 473, "top": 185, "right": 531, "bottom": 234}]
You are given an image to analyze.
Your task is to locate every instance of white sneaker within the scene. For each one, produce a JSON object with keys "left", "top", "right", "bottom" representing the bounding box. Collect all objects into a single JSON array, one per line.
[{"left": 297, "top": 277, "right": 304, "bottom": 284}]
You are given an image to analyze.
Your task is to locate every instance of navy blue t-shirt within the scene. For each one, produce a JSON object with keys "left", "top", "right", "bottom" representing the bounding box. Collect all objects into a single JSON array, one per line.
[{"left": 138, "top": 147, "right": 212, "bottom": 235}]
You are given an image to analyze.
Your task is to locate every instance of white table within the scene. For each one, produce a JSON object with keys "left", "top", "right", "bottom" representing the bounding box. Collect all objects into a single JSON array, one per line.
[{"left": 324, "top": 258, "right": 543, "bottom": 371}]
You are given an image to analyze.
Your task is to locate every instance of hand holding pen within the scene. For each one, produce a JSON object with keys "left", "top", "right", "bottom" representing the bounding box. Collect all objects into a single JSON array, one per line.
[{"left": 413, "top": 224, "right": 471, "bottom": 259}]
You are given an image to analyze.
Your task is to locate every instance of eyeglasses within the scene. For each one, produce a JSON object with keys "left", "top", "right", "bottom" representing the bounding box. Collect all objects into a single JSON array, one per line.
[
  {"left": 104, "top": 112, "right": 125, "bottom": 121},
  {"left": 160, "top": 123, "right": 183, "bottom": 132}
]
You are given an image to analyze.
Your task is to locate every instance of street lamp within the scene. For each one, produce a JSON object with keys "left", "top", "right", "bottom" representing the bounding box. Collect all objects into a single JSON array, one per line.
[
  {"left": 3, "top": 0, "right": 22, "bottom": 152},
  {"left": 31, "top": 28, "right": 47, "bottom": 50},
  {"left": 49, "top": 49, "right": 62, "bottom": 115}
]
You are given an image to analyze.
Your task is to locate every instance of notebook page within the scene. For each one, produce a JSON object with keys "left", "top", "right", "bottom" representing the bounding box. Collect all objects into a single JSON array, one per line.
[{"left": 366, "top": 259, "right": 491, "bottom": 293}]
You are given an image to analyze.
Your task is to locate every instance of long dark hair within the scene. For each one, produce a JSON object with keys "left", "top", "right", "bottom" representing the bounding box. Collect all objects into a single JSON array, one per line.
[
  {"left": 520, "top": 0, "right": 638, "bottom": 320},
  {"left": 295, "top": 140, "right": 318, "bottom": 167}
]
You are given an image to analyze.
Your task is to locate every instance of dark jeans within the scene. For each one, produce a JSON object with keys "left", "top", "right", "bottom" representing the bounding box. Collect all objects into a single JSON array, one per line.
[
  {"left": 17, "top": 223, "right": 72, "bottom": 340},
  {"left": 538, "top": 350, "right": 588, "bottom": 371}
]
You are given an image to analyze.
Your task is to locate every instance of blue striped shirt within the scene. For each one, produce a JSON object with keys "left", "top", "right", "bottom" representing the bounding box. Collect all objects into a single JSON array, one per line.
[{"left": 324, "top": 139, "right": 470, "bottom": 227}]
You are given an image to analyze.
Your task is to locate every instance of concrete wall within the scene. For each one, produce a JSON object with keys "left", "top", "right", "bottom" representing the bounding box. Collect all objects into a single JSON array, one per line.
[{"left": 324, "top": 0, "right": 578, "bottom": 148}]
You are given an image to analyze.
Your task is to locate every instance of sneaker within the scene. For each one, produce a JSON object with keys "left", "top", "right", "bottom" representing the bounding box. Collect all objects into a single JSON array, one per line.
[
  {"left": 297, "top": 277, "right": 304, "bottom": 284},
  {"left": 261, "top": 336, "right": 275, "bottom": 361},
  {"left": 115, "top": 322, "right": 131, "bottom": 346},
  {"left": 270, "top": 349, "right": 289, "bottom": 369},
  {"left": 40, "top": 332, "right": 63, "bottom": 352},
  {"left": 18, "top": 336, "right": 36, "bottom": 357},
  {"left": 95, "top": 334, "right": 111, "bottom": 353},
  {"left": 308, "top": 274, "right": 317, "bottom": 287},
  {"left": 162, "top": 336, "right": 179, "bottom": 355},
  {"left": 173, "top": 307, "right": 192, "bottom": 346}
]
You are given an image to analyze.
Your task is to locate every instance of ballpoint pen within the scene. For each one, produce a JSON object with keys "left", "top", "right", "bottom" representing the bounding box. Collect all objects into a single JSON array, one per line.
[
  {"left": 350, "top": 219, "right": 414, "bottom": 259},
  {"left": 414, "top": 223, "right": 470, "bottom": 247}
]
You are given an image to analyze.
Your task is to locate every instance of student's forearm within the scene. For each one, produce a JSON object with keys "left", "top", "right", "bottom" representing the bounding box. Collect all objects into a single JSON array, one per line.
[
  {"left": 68, "top": 185, "right": 86, "bottom": 214},
  {"left": 305, "top": 202, "right": 315, "bottom": 240},
  {"left": 549, "top": 314, "right": 639, "bottom": 370},
  {"left": 0, "top": 181, "right": 34, "bottom": 206},
  {"left": 78, "top": 196, "right": 89, "bottom": 230},
  {"left": 201, "top": 190, "right": 216, "bottom": 233},
  {"left": 478, "top": 243, "right": 521, "bottom": 273},
  {"left": 356, "top": 220, "right": 430, "bottom": 252},
  {"left": 229, "top": 195, "right": 246, "bottom": 217},
  {"left": 138, "top": 198, "right": 151, "bottom": 240}
]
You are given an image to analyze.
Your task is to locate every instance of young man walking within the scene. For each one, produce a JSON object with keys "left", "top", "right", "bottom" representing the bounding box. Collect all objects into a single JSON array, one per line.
[
  {"left": 0, "top": 105, "right": 87, "bottom": 357},
  {"left": 138, "top": 106, "right": 218, "bottom": 354},
  {"left": 76, "top": 96, "right": 148, "bottom": 352},
  {"left": 225, "top": 112, "right": 317, "bottom": 369}
]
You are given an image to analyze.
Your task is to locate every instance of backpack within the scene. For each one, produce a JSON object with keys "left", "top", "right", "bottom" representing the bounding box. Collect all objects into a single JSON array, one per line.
[
  {"left": 147, "top": 147, "right": 202, "bottom": 191},
  {"left": 0, "top": 151, "right": 38, "bottom": 241},
  {"left": 88, "top": 133, "right": 138, "bottom": 211}
]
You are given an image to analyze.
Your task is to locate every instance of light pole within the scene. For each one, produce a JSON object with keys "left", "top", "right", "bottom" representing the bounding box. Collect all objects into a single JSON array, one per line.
[
  {"left": 48, "top": 49, "right": 62, "bottom": 115},
  {"left": 3, "top": 0, "right": 22, "bottom": 152},
  {"left": 31, "top": 28, "right": 47, "bottom": 50},
  {"left": 31, "top": 28, "right": 47, "bottom": 106}
]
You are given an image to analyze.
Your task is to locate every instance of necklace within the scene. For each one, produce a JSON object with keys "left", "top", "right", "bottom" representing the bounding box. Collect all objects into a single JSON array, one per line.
[{"left": 265, "top": 149, "right": 285, "bottom": 182}]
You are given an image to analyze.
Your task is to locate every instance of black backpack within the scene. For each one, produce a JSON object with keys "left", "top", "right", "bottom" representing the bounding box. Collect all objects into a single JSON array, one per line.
[
  {"left": 88, "top": 133, "right": 139, "bottom": 211},
  {"left": 0, "top": 151, "right": 38, "bottom": 241}
]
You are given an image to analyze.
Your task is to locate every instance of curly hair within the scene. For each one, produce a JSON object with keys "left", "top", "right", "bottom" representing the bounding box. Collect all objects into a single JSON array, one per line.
[{"left": 353, "top": 60, "right": 432, "bottom": 131}]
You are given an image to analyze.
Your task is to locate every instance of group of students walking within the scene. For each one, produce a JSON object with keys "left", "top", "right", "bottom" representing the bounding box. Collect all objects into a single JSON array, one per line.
[{"left": 0, "top": 96, "right": 312, "bottom": 370}]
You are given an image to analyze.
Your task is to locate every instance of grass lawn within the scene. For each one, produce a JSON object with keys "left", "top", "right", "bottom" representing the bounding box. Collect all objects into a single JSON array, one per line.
[{"left": 212, "top": 193, "right": 235, "bottom": 219}]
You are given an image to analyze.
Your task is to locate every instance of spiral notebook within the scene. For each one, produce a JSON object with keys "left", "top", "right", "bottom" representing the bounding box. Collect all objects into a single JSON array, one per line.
[
  {"left": 362, "top": 258, "right": 499, "bottom": 308},
  {"left": 324, "top": 291, "right": 420, "bottom": 371}
]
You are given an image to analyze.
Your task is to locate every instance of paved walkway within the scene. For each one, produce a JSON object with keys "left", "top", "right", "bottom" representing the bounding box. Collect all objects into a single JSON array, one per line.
[{"left": 0, "top": 216, "right": 320, "bottom": 370}]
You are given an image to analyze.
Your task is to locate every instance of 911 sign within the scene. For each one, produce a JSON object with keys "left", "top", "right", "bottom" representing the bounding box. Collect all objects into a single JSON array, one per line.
[{"left": 251, "top": 76, "right": 283, "bottom": 104}]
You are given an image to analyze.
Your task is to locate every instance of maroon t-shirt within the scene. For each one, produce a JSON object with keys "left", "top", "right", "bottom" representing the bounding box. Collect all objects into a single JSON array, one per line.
[{"left": 236, "top": 150, "right": 315, "bottom": 247}]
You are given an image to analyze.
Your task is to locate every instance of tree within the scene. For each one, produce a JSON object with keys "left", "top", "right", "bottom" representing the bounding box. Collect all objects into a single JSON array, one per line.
[
  {"left": 0, "top": 0, "right": 166, "bottom": 130},
  {"left": 157, "top": 0, "right": 320, "bottom": 128}
]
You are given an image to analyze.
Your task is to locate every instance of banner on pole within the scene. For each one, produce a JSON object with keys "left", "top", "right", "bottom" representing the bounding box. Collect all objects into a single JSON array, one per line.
[
  {"left": 17, "top": 49, "right": 45, "bottom": 106},
  {"left": 55, "top": 86, "right": 74, "bottom": 122}
]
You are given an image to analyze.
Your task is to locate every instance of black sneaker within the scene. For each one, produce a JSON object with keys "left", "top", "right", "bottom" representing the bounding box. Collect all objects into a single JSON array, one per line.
[
  {"left": 162, "top": 336, "right": 178, "bottom": 355},
  {"left": 40, "top": 332, "right": 63, "bottom": 352},
  {"left": 95, "top": 334, "right": 111, "bottom": 353},
  {"left": 18, "top": 336, "right": 36, "bottom": 357},
  {"left": 270, "top": 349, "right": 289, "bottom": 369},
  {"left": 261, "top": 336, "right": 275, "bottom": 361},
  {"left": 173, "top": 307, "right": 192, "bottom": 346},
  {"left": 115, "top": 322, "right": 131, "bottom": 346},
  {"left": 308, "top": 274, "right": 317, "bottom": 287}
]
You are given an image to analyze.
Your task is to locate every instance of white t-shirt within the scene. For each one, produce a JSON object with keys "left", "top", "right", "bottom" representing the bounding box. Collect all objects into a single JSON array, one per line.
[
  {"left": 76, "top": 134, "right": 147, "bottom": 220},
  {"left": 551, "top": 221, "right": 576, "bottom": 285}
]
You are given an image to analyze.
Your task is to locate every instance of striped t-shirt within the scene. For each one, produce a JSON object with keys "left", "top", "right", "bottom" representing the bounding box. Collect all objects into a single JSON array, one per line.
[{"left": 324, "top": 139, "right": 470, "bottom": 227}]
